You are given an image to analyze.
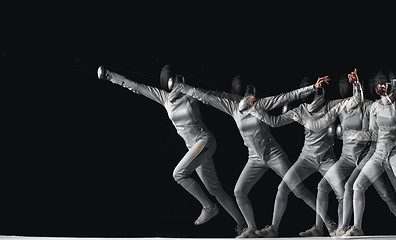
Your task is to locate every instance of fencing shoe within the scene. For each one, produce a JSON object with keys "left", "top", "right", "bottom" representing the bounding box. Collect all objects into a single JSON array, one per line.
[
  {"left": 235, "top": 223, "right": 248, "bottom": 236},
  {"left": 299, "top": 225, "right": 323, "bottom": 237},
  {"left": 236, "top": 228, "right": 259, "bottom": 238},
  {"left": 255, "top": 225, "right": 278, "bottom": 237},
  {"left": 341, "top": 226, "right": 363, "bottom": 238},
  {"left": 326, "top": 221, "right": 338, "bottom": 237},
  {"left": 336, "top": 226, "right": 348, "bottom": 237},
  {"left": 194, "top": 204, "right": 219, "bottom": 225}
]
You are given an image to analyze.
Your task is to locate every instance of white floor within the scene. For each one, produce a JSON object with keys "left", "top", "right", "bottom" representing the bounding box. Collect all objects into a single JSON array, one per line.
[{"left": 1, "top": 236, "right": 396, "bottom": 240}]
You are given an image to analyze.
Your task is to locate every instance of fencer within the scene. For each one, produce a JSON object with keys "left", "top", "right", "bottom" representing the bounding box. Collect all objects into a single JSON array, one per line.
[
  {"left": 97, "top": 65, "right": 247, "bottom": 236},
  {"left": 171, "top": 76, "right": 325, "bottom": 238},
  {"left": 303, "top": 69, "right": 396, "bottom": 236},
  {"left": 340, "top": 69, "right": 396, "bottom": 237},
  {"left": 248, "top": 76, "right": 341, "bottom": 237}
]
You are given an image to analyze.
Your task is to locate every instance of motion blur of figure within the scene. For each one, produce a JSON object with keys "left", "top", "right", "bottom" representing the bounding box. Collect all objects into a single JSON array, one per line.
[
  {"left": 97, "top": 65, "right": 246, "bottom": 236},
  {"left": 340, "top": 69, "right": 396, "bottom": 237},
  {"left": 172, "top": 76, "right": 325, "bottom": 237},
  {"left": 248, "top": 76, "right": 341, "bottom": 237},
  {"left": 302, "top": 69, "right": 396, "bottom": 236}
]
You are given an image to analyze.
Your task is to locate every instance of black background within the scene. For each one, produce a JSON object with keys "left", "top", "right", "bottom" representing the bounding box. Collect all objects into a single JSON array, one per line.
[{"left": 2, "top": 2, "right": 396, "bottom": 238}]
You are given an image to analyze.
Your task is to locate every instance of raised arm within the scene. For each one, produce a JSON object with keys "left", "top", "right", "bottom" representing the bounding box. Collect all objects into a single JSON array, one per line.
[
  {"left": 367, "top": 105, "right": 379, "bottom": 141},
  {"left": 361, "top": 100, "right": 374, "bottom": 131},
  {"left": 98, "top": 66, "right": 167, "bottom": 105}
]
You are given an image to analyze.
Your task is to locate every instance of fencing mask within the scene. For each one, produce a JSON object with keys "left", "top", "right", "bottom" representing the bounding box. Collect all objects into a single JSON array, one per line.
[
  {"left": 231, "top": 75, "right": 244, "bottom": 96},
  {"left": 160, "top": 65, "right": 185, "bottom": 92},
  {"left": 339, "top": 73, "right": 353, "bottom": 99}
]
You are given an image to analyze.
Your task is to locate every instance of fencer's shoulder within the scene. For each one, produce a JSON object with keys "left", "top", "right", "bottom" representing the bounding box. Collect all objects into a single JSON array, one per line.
[
  {"left": 373, "top": 98, "right": 382, "bottom": 106},
  {"left": 369, "top": 99, "right": 383, "bottom": 115}
]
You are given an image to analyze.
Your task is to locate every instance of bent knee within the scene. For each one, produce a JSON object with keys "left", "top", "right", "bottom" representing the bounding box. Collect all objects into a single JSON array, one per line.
[
  {"left": 317, "top": 179, "right": 332, "bottom": 193},
  {"left": 277, "top": 181, "right": 291, "bottom": 195},
  {"left": 234, "top": 186, "right": 249, "bottom": 197},
  {"left": 173, "top": 168, "right": 187, "bottom": 183},
  {"left": 344, "top": 180, "right": 354, "bottom": 192}
]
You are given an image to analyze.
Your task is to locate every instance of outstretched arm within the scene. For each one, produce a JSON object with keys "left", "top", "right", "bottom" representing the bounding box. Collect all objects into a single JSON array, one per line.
[
  {"left": 255, "top": 76, "right": 329, "bottom": 111},
  {"left": 258, "top": 76, "right": 330, "bottom": 111},
  {"left": 98, "top": 67, "right": 167, "bottom": 105},
  {"left": 255, "top": 85, "right": 315, "bottom": 111},
  {"left": 174, "top": 83, "right": 237, "bottom": 116},
  {"left": 249, "top": 105, "right": 302, "bottom": 128}
]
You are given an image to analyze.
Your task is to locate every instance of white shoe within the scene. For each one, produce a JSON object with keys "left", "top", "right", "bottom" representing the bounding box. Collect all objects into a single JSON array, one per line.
[
  {"left": 255, "top": 225, "right": 278, "bottom": 237},
  {"left": 236, "top": 228, "right": 259, "bottom": 238},
  {"left": 336, "top": 226, "right": 348, "bottom": 236},
  {"left": 194, "top": 204, "right": 219, "bottom": 225},
  {"left": 325, "top": 221, "right": 338, "bottom": 237},
  {"left": 235, "top": 223, "right": 248, "bottom": 236},
  {"left": 299, "top": 225, "right": 323, "bottom": 237},
  {"left": 341, "top": 226, "right": 363, "bottom": 238}
]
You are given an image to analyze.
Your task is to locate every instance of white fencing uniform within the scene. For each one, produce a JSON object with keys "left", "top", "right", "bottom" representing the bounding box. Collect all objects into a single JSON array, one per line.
[
  {"left": 103, "top": 71, "right": 246, "bottom": 231},
  {"left": 250, "top": 89, "right": 342, "bottom": 236},
  {"left": 176, "top": 83, "right": 317, "bottom": 234},
  {"left": 344, "top": 90, "right": 396, "bottom": 232},
  {"left": 304, "top": 85, "right": 396, "bottom": 234}
]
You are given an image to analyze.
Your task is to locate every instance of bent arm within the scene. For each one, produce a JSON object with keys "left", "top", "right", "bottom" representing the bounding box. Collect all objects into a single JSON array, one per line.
[{"left": 347, "top": 84, "right": 364, "bottom": 107}]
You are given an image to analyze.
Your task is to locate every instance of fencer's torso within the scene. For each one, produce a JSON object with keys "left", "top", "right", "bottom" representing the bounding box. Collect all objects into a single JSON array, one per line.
[
  {"left": 370, "top": 94, "right": 396, "bottom": 158},
  {"left": 298, "top": 102, "right": 337, "bottom": 160},
  {"left": 197, "top": 92, "right": 281, "bottom": 160},
  {"left": 164, "top": 95, "right": 212, "bottom": 148},
  {"left": 110, "top": 74, "right": 213, "bottom": 149},
  {"left": 306, "top": 86, "right": 376, "bottom": 163},
  {"left": 338, "top": 98, "right": 373, "bottom": 162},
  {"left": 232, "top": 102, "right": 280, "bottom": 160}
]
